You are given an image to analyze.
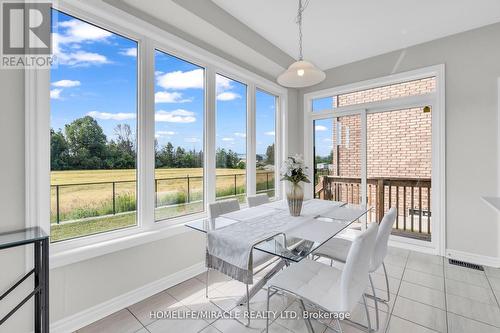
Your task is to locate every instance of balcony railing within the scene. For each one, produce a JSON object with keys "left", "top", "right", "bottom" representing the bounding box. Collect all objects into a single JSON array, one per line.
[{"left": 316, "top": 176, "right": 431, "bottom": 241}]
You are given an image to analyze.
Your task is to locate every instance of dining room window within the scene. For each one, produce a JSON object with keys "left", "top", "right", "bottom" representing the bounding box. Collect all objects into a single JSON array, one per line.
[
  {"left": 215, "top": 74, "right": 248, "bottom": 203},
  {"left": 154, "top": 50, "right": 205, "bottom": 221}
]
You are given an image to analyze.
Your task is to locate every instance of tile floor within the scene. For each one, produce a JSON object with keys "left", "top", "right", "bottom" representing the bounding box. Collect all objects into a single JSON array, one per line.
[{"left": 77, "top": 248, "right": 500, "bottom": 333}]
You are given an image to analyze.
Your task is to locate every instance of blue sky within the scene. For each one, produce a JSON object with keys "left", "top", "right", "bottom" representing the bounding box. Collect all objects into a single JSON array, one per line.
[{"left": 50, "top": 9, "right": 276, "bottom": 156}]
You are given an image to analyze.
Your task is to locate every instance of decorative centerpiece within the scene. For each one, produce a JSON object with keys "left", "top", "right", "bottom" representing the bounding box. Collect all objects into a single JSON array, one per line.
[{"left": 280, "top": 154, "right": 310, "bottom": 216}]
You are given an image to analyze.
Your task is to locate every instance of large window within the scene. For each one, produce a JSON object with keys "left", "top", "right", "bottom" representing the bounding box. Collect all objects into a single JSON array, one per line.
[
  {"left": 154, "top": 50, "right": 204, "bottom": 221},
  {"left": 215, "top": 74, "right": 247, "bottom": 202},
  {"left": 36, "top": 2, "right": 285, "bottom": 251},
  {"left": 255, "top": 90, "right": 277, "bottom": 197},
  {"left": 50, "top": 9, "right": 138, "bottom": 242}
]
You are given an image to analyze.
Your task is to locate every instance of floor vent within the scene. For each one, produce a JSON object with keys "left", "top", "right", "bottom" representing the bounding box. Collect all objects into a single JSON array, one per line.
[{"left": 448, "top": 259, "right": 484, "bottom": 271}]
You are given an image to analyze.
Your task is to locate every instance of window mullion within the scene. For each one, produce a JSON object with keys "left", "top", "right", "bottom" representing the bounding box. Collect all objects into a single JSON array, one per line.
[
  {"left": 205, "top": 68, "right": 216, "bottom": 204},
  {"left": 247, "top": 84, "right": 256, "bottom": 196},
  {"left": 139, "top": 38, "right": 155, "bottom": 229}
]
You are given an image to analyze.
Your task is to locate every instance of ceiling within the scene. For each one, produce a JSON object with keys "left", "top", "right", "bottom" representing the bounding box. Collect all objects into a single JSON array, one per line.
[{"left": 212, "top": 0, "right": 500, "bottom": 70}]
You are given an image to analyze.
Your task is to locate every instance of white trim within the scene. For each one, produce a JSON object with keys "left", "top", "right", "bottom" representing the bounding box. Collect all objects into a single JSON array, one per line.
[
  {"left": 446, "top": 249, "right": 500, "bottom": 268},
  {"left": 247, "top": 83, "right": 257, "bottom": 196},
  {"left": 48, "top": 261, "right": 205, "bottom": 333},
  {"left": 303, "top": 65, "right": 446, "bottom": 255},
  {"left": 26, "top": 0, "right": 288, "bottom": 264}
]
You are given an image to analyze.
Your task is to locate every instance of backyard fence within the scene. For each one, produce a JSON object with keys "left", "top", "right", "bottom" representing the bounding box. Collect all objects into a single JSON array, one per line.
[{"left": 51, "top": 172, "right": 275, "bottom": 224}]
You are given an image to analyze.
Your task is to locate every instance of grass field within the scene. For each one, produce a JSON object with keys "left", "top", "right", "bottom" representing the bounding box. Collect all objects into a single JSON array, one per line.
[{"left": 50, "top": 168, "right": 275, "bottom": 242}]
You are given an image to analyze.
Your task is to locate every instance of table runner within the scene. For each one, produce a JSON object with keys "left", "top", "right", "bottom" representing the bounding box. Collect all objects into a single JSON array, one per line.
[{"left": 206, "top": 212, "right": 314, "bottom": 284}]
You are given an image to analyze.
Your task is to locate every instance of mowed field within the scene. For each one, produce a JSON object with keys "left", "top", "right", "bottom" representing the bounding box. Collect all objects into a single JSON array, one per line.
[{"left": 50, "top": 168, "right": 274, "bottom": 222}]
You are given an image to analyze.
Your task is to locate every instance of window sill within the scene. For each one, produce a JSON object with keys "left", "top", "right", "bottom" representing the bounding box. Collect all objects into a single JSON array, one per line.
[{"left": 49, "top": 220, "right": 199, "bottom": 269}]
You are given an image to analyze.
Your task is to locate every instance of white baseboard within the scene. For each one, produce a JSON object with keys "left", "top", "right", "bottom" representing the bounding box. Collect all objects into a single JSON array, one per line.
[
  {"left": 50, "top": 261, "right": 205, "bottom": 333},
  {"left": 446, "top": 249, "right": 500, "bottom": 268}
]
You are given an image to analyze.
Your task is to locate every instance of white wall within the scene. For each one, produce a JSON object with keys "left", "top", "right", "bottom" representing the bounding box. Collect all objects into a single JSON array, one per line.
[{"left": 299, "top": 22, "right": 500, "bottom": 260}]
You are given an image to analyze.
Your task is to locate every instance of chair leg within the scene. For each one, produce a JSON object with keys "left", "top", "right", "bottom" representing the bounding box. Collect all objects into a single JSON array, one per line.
[
  {"left": 382, "top": 262, "right": 391, "bottom": 303},
  {"left": 245, "top": 283, "right": 251, "bottom": 327},
  {"left": 335, "top": 318, "right": 343, "bottom": 333},
  {"left": 205, "top": 268, "right": 209, "bottom": 298},
  {"left": 368, "top": 274, "right": 379, "bottom": 331},
  {"left": 266, "top": 287, "right": 271, "bottom": 333},
  {"left": 362, "top": 294, "right": 372, "bottom": 333},
  {"left": 330, "top": 259, "right": 333, "bottom": 267},
  {"left": 299, "top": 299, "right": 315, "bottom": 333}
]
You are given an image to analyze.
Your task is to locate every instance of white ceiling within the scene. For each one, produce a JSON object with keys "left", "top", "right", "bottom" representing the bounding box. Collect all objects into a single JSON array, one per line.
[
  {"left": 213, "top": 0, "right": 500, "bottom": 70},
  {"left": 121, "top": 0, "right": 286, "bottom": 76}
]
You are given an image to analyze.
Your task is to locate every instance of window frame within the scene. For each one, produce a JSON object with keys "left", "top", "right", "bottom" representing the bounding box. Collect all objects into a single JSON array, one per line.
[
  {"left": 26, "top": 0, "right": 287, "bottom": 268},
  {"left": 303, "top": 65, "right": 445, "bottom": 256}
]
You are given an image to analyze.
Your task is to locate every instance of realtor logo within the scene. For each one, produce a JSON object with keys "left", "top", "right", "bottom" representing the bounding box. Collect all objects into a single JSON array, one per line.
[{"left": 1, "top": 1, "right": 53, "bottom": 68}]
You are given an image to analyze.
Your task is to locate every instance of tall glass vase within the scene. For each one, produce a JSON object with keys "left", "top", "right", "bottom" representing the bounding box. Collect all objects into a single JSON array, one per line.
[{"left": 287, "top": 182, "right": 304, "bottom": 216}]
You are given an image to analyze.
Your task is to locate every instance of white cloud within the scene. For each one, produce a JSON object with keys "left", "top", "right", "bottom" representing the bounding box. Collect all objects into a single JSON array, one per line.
[
  {"left": 56, "top": 50, "right": 109, "bottom": 66},
  {"left": 216, "top": 75, "right": 232, "bottom": 93},
  {"left": 315, "top": 125, "right": 328, "bottom": 131},
  {"left": 234, "top": 132, "right": 246, "bottom": 138},
  {"left": 155, "top": 109, "right": 196, "bottom": 123},
  {"left": 222, "top": 137, "right": 234, "bottom": 142},
  {"left": 52, "top": 79, "right": 81, "bottom": 88},
  {"left": 120, "top": 47, "right": 137, "bottom": 57},
  {"left": 56, "top": 20, "right": 112, "bottom": 45},
  {"left": 156, "top": 69, "right": 204, "bottom": 90},
  {"left": 50, "top": 89, "right": 62, "bottom": 99},
  {"left": 264, "top": 131, "right": 275, "bottom": 136},
  {"left": 217, "top": 92, "right": 240, "bottom": 101},
  {"left": 155, "top": 91, "right": 191, "bottom": 104},
  {"left": 87, "top": 111, "right": 136, "bottom": 120},
  {"left": 155, "top": 131, "right": 176, "bottom": 138},
  {"left": 185, "top": 137, "right": 200, "bottom": 143}
]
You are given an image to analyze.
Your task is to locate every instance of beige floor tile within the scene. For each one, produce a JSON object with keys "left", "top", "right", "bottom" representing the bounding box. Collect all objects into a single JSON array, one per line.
[
  {"left": 445, "top": 278, "right": 497, "bottom": 305},
  {"left": 167, "top": 277, "right": 207, "bottom": 302},
  {"left": 78, "top": 309, "right": 144, "bottom": 333},
  {"left": 447, "top": 312, "right": 500, "bottom": 333},
  {"left": 405, "top": 261, "right": 444, "bottom": 277},
  {"left": 408, "top": 252, "right": 444, "bottom": 266},
  {"left": 398, "top": 281, "right": 446, "bottom": 309},
  {"left": 392, "top": 296, "right": 446, "bottom": 332},
  {"left": 369, "top": 272, "right": 401, "bottom": 294},
  {"left": 446, "top": 293, "right": 500, "bottom": 327},
  {"left": 199, "top": 325, "right": 223, "bottom": 333},
  {"left": 387, "top": 315, "right": 439, "bottom": 333},
  {"left": 403, "top": 269, "right": 444, "bottom": 291},
  {"left": 128, "top": 290, "right": 182, "bottom": 326},
  {"left": 485, "top": 266, "right": 500, "bottom": 279},
  {"left": 488, "top": 276, "right": 500, "bottom": 292},
  {"left": 444, "top": 265, "right": 490, "bottom": 288},
  {"left": 373, "top": 263, "right": 404, "bottom": 279}
]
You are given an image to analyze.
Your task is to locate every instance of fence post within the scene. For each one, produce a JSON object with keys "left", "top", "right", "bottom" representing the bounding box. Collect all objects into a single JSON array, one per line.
[
  {"left": 186, "top": 175, "right": 190, "bottom": 203},
  {"left": 112, "top": 182, "right": 116, "bottom": 215},
  {"left": 234, "top": 174, "right": 237, "bottom": 196},
  {"left": 266, "top": 173, "right": 269, "bottom": 190},
  {"left": 376, "top": 179, "right": 385, "bottom": 223},
  {"left": 56, "top": 185, "right": 60, "bottom": 224},
  {"left": 154, "top": 179, "right": 158, "bottom": 208}
]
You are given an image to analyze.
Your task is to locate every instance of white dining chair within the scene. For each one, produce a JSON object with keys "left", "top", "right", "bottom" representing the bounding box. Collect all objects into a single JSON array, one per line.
[
  {"left": 247, "top": 193, "right": 270, "bottom": 207},
  {"left": 265, "top": 222, "right": 379, "bottom": 333},
  {"left": 207, "top": 199, "right": 240, "bottom": 218},
  {"left": 205, "top": 198, "right": 273, "bottom": 326},
  {"left": 313, "top": 207, "right": 397, "bottom": 330}
]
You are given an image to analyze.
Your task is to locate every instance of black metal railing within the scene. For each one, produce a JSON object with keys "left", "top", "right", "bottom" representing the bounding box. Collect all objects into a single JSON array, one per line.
[{"left": 51, "top": 172, "right": 275, "bottom": 224}]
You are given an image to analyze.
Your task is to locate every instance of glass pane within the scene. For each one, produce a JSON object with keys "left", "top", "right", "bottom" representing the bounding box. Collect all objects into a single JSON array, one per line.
[
  {"left": 338, "top": 77, "right": 436, "bottom": 107},
  {"left": 367, "top": 107, "right": 432, "bottom": 241},
  {"left": 256, "top": 90, "right": 276, "bottom": 198},
  {"left": 50, "top": 9, "right": 137, "bottom": 242},
  {"left": 313, "top": 115, "right": 362, "bottom": 205},
  {"left": 215, "top": 74, "right": 247, "bottom": 203},
  {"left": 312, "top": 96, "right": 337, "bottom": 112},
  {"left": 154, "top": 50, "right": 205, "bottom": 221}
]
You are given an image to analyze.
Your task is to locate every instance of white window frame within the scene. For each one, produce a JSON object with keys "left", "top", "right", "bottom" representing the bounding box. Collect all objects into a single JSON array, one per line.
[
  {"left": 25, "top": 0, "right": 287, "bottom": 268},
  {"left": 303, "top": 65, "right": 445, "bottom": 255}
]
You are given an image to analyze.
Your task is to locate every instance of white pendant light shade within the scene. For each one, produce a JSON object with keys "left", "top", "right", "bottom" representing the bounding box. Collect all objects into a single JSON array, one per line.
[{"left": 277, "top": 60, "right": 326, "bottom": 88}]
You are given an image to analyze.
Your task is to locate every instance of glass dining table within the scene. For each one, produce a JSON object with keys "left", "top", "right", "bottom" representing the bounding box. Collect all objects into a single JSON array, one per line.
[{"left": 185, "top": 199, "right": 371, "bottom": 304}]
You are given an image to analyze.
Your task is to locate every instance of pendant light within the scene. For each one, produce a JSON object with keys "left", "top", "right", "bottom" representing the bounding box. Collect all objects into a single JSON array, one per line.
[{"left": 277, "top": 0, "right": 325, "bottom": 88}]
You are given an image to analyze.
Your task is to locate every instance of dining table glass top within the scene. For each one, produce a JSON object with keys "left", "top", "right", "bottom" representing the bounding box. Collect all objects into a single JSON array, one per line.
[{"left": 186, "top": 199, "right": 371, "bottom": 262}]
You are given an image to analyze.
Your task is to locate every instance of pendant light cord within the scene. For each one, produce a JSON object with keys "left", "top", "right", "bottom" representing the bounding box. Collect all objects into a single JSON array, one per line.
[{"left": 296, "top": 0, "right": 310, "bottom": 61}]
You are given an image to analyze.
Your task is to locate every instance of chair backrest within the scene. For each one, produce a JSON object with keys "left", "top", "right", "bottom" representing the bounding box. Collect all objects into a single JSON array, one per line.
[
  {"left": 208, "top": 199, "right": 240, "bottom": 218},
  {"left": 370, "top": 208, "right": 397, "bottom": 272},
  {"left": 247, "top": 194, "right": 270, "bottom": 208},
  {"left": 340, "top": 222, "right": 378, "bottom": 311}
]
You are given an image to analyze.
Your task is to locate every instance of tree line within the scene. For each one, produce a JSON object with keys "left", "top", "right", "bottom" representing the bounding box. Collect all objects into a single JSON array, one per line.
[{"left": 51, "top": 116, "right": 275, "bottom": 170}]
